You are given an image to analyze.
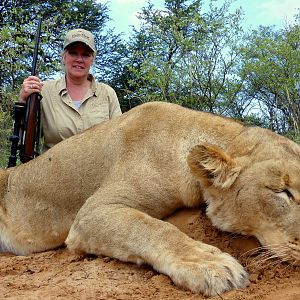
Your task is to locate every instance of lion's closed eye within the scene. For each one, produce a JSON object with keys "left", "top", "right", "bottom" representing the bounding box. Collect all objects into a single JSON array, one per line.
[
  {"left": 276, "top": 189, "right": 294, "bottom": 204},
  {"left": 266, "top": 185, "right": 295, "bottom": 205}
]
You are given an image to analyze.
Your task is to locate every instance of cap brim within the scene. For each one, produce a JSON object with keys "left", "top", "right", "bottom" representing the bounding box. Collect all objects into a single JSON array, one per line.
[{"left": 64, "top": 40, "right": 96, "bottom": 52}]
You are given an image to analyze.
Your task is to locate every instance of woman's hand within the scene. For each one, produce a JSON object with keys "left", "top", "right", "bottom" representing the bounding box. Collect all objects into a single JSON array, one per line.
[{"left": 19, "top": 76, "right": 44, "bottom": 103}]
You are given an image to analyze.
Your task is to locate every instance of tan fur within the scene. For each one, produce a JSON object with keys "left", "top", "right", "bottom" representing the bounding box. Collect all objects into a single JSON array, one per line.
[{"left": 1, "top": 102, "right": 300, "bottom": 296}]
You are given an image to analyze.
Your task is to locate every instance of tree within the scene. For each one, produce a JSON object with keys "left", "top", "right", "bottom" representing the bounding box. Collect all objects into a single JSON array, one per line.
[
  {"left": 239, "top": 14, "right": 300, "bottom": 135},
  {"left": 120, "top": 0, "right": 246, "bottom": 115}
]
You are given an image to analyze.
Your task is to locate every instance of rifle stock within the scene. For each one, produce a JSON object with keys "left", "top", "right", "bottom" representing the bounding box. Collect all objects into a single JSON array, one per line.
[
  {"left": 20, "top": 92, "right": 42, "bottom": 163},
  {"left": 7, "top": 18, "right": 42, "bottom": 168}
]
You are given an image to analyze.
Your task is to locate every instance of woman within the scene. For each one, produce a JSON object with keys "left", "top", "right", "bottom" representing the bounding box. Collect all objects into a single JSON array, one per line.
[{"left": 19, "top": 28, "right": 122, "bottom": 151}]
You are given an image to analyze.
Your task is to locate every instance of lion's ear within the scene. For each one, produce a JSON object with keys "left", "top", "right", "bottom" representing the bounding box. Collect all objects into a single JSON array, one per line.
[{"left": 187, "top": 143, "right": 241, "bottom": 189}]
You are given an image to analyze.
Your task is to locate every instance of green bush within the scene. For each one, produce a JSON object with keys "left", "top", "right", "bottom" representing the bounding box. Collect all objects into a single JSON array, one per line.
[{"left": 0, "top": 110, "right": 13, "bottom": 168}]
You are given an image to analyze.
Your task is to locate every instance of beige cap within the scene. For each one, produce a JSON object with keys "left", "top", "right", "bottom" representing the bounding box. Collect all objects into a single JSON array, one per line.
[{"left": 63, "top": 29, "right": 96, "bottom": 52}]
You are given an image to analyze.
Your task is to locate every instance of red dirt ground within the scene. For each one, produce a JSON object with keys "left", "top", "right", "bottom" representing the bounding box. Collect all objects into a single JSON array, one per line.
[{"left": 0, "top": 207, "right": 299, "bottom": 300}]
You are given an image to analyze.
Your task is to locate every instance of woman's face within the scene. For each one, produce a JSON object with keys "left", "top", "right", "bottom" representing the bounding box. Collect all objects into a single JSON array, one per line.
[{"left": 64, "top": 43, "right": 94, "bottom": 79}]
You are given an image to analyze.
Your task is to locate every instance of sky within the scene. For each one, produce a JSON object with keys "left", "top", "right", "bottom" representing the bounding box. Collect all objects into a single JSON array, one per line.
[{"left": 98, "top": 0, "right": 299, "bottom": 37}]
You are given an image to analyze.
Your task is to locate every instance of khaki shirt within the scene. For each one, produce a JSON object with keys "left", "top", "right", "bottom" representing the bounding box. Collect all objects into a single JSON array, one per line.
[{"left": 41, "top": 76, "right": 122, "bottom": 150}]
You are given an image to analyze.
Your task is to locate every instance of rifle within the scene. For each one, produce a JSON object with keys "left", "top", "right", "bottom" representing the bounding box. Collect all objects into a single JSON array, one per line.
[{"left": 7, "top": 18, "right": 43, "bottom": 168}]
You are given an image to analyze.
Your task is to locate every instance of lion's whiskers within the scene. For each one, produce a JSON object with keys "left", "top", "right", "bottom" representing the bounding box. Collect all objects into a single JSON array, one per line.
[
  {"left": 241, "top": 243, "right": 299, "bottom": 271},
  {"left": 241, "top": 245, "right": 266, "bottom": 257}
]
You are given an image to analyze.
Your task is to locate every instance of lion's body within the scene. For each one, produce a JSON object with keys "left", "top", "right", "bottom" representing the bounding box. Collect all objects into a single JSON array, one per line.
[{"left": 1, "top": 102, "right": 300, "bottom": 296}]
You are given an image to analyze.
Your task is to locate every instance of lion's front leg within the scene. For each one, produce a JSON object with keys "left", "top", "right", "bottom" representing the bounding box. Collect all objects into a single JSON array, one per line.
[{"left": 65, "top": 190, "right": 249, "bottom": 296}]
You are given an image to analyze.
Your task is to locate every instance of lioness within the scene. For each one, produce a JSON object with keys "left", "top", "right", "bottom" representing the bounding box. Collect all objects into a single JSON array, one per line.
[{"left": 1, "top": 102, "right": 300, "bottom": 296}]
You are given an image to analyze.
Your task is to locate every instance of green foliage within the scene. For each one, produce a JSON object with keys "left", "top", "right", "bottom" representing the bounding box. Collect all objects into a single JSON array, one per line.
[
  {"left": 121, "top": 0, "right": 245, "bottom": 115},
  {"left": 0, "top": 88, "right": 17, "bottom": 168},
  {"left": 286, "top": 131, "right": 300, "bottom": 145},
  {"left": 117, "top": 0, "right": 299, "bottom": 136},
  {"left": 0, "top": 108, "right": 13, "bottom": 169},
  {"left": 239, "top": 17, "right": 300, "bottom": 134}
]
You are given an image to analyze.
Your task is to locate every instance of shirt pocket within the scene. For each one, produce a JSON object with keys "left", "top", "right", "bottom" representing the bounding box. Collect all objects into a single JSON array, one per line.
[{"left": 87, "top": 102, "right": 110, "bottom": 127}]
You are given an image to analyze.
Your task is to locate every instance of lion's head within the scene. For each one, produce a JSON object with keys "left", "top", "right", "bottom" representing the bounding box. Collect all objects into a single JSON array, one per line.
[{"left": 187, "top": 127, "right": 300, "bottom": 265}]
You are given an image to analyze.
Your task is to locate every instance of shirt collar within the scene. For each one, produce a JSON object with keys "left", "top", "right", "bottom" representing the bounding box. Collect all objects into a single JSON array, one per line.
[
  {"left": 58, "top": 77, "right": 67, "bottom": 96},
  {"left": 58, "top": 74, "right": 98, "bottom": 96},
  {"left": 88, "top": 74, "right": 98, "bottom": 96}
]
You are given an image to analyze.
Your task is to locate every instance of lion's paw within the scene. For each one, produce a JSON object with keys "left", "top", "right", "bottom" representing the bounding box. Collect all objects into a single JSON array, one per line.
[{"left": 165, "top": 248, "right": 249, "bottom": 296}]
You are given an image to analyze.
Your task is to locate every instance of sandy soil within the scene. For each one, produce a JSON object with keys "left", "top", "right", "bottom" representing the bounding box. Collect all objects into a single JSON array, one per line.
[{"left": 0, "top": 206, "right": 299, "bottom": 300}]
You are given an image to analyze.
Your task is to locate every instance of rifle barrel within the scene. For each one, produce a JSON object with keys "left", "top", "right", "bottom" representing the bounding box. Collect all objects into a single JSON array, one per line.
[{"left": 31, "top": 18, "right": 42, "bottom": 76}]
